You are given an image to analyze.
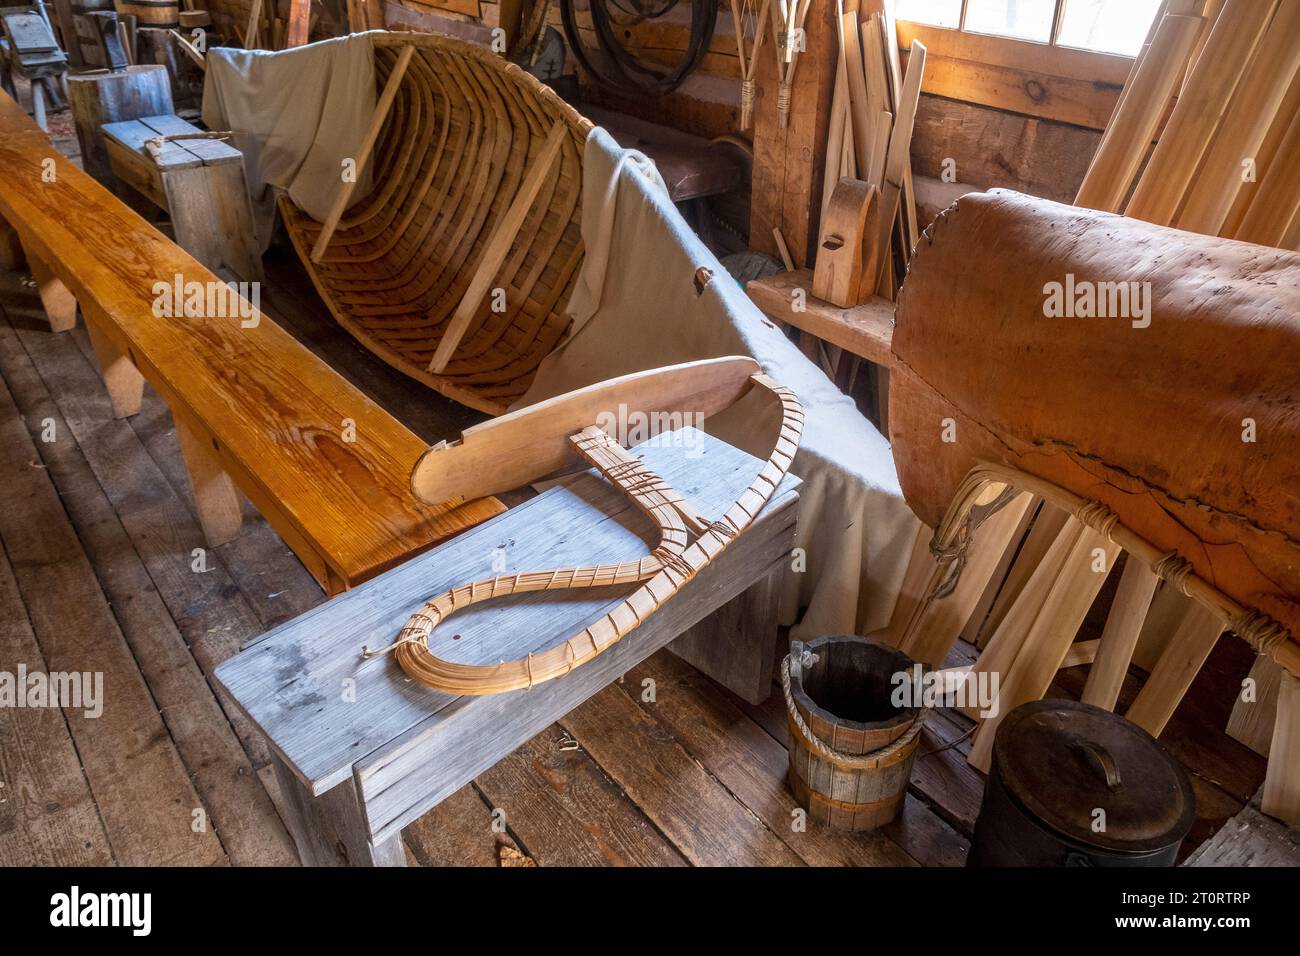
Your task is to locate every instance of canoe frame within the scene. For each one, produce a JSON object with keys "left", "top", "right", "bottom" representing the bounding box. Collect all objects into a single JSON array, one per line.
[{"left": 282, "top": 32, "right": 595, "bottom": 415}]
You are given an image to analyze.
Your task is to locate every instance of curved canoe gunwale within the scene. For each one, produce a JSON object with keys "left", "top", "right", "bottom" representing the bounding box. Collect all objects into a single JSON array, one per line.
[{"left": 284, "top": 32, "right": 592, "bottom": 415}]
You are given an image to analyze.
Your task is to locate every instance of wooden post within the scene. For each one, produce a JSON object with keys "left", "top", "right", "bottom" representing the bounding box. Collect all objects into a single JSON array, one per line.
[
  {"left": 1262, "top": 669, "right": 1300, "bottom": 825},
  {"left": 286, "top": 0, "right": 310, "bottom": 46},
  {"left": 271, "top": 754, "right": 407, "bottom": 867},
  {"left": 174, "top": 416, "right": 244, "bottom": 547},
  {"left": 21, "top": 241, "right": 78, "bottom": 332},
  {"left": 749, "top": 0, "right": 837, "bottom": 267},
  {"left": 85, "top": 320, "right": 144, "bottom": 418},
  {"left": 66, "top": 64, "right": 173, "bottom": 187}
]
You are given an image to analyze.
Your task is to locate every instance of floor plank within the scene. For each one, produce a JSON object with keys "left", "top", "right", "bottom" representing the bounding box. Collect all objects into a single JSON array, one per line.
[
  {"left": 628, "top": 650, "right": 922, "bottom": 865},
  {"left": 0, "top": 314, "right": 298, "bottom": 866},
  {"left": 3, "top": 288, "right": 276, "bottom": 765},
  {"left": 0, "top": 538, "right": 114, "bottom": 866},
  {"left": 474, "top": 723, "right": 689, "bottom": 867},
  {"left": 0, "top": 365, "right": 226, "bottom": 866},
  {"left": 561, "top": 683, "right": 805, "bottom": 866}
]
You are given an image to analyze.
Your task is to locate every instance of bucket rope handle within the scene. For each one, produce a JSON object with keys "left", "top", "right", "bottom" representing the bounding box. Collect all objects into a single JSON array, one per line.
[{"left": 781, "top": 654, "right": 926, "bottom": 770}]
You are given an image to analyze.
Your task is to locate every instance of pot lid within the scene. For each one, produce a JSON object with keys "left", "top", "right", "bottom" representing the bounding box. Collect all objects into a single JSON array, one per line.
[{"left": 993, "top": 700, "right": 1196, "bottom": 853}]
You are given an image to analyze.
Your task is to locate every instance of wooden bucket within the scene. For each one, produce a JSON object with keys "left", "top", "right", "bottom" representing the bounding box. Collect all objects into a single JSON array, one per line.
[
  {"left": 784, "top": 635, "right": 925, "bottom": 831},
  {"left": 113, "top": 0, "right": 179, "bottom": 28}
]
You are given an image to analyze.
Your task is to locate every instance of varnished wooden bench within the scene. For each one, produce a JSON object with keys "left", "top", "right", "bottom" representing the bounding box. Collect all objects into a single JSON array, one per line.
[
  {"left": 0, "top": 92, "right": 504, "bottom": 595},
  {"left": 215, "top": 430, "right": 799, "bottom": 865}
]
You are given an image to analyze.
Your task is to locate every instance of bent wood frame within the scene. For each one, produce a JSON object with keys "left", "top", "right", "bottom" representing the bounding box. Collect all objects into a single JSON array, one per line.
[
  {"left": 904, "top": 460, "right": 1300, "bottom": 823},
  {"left": 391, "top": 360, "right": 804, "bottom": 695},
  {"left": 922, "top": 462, "right": 1300, "bottom": 677},
  {"left": 281, "top": 32, "right": 595, "bottom": 416}
]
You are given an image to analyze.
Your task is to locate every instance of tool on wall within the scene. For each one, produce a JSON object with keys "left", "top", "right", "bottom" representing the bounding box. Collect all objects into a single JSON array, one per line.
[
  {"left": 559, "top": 0, "right": 717, "bottom": 95},
  {"left": 728, "top": 0, "right": 770, "bottom": 129}
]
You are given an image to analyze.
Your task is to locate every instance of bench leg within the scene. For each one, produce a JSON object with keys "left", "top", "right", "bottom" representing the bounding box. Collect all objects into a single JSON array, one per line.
[
  {"left": 174, "top": 417, "right": 244, "bottom": 547},
  {"left": 24, "top": 247, "right": 77, "bottom": 332},
  {"left": 163, "top": 165, "right": 264, "bottom": 283},
  {"left": 85, "top": 321, "right": 144, "bottom": 418},
  {"left": 271, "top": 754, "right": 407, "bottom": 867},
  {"left": 0, "top": 217, "right": 25, "bottom": 272},
  {"left": 669, "top": 565, "right": 782, "bottom": 705}
]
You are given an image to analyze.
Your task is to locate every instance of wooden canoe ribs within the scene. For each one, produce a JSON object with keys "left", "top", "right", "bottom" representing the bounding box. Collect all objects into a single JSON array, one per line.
[
  {"left": 375, "top": 358, "right": 803, "bottom": 695},
  {"left": 281, "top": 33, "right": 593, "bottom": 415}
]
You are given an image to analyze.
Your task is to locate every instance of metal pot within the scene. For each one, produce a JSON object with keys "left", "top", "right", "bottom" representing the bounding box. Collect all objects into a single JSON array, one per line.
[{"left": 968, "top": 700, "right": 1195, "bottom": 866}]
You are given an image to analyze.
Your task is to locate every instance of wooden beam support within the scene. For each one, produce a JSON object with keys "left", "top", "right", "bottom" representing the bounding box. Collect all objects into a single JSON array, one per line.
[
  {"left": 750, "top": 0, "right": 837, "bottom": 268},
  {"left": 310, "top": 43, "right": 414, "bottom": 263},
  {"left": 428, "top": 121, "right": 567, "bottom": 374},
  {"left": 286, "top": 0, "right": 311, "bottom": 46},
  {"left": 174, "top": 416, "right": 244, "bottom": 548}
]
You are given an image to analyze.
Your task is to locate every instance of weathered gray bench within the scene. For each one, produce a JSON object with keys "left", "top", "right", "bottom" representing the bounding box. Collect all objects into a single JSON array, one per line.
[{"left": 215, "top": 429, "right": 800, "bottom": 866}]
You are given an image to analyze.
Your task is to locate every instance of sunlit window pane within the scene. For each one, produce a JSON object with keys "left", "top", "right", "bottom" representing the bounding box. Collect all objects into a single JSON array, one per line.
[
  {"left": 963, "top": 0, "right": 1056, "bottom": 42},
  {"left": 1056, "top": 0, "right": 1161, "bottom": 56},
  {"left": 895, "top": 0, "right": 963, "bottom": 29}
]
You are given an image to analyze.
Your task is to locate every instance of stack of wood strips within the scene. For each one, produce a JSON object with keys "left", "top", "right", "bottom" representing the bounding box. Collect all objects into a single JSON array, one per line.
[
  {"left": 1076, "top": 0, "right": 1300, "bottom": 249},
  {"left": 818, "top": 0, "right": 923, "bottom": 305}
]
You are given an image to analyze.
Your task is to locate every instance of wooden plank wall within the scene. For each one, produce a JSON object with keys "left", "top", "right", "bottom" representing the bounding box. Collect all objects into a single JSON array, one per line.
[{"left": 388, "top": 0, "right": 744, "bottom": 140}]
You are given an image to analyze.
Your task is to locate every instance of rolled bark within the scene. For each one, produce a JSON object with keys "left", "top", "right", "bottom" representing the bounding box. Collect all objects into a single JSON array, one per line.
[{"left": 892, "top": 189, "right": 1300, "bottom": 646}]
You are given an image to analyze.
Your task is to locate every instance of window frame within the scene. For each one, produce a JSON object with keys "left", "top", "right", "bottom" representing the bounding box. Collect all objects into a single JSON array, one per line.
[
  {"left": 905, "top": 0, "right": 1151, "bottom": 55},
  {"left": 896, "top": 0, "right": 1151, "bottom": 130}
]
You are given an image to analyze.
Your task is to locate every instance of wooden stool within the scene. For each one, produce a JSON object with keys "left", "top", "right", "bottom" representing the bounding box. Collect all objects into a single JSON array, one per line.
[
  {"left": 0, "top": 5, "right": 69, "bottom": 131},
  {"left": 102, "top": 114, "right": 263, "bottom": 282},
  {"left": 66, "top": 64, "right": 173, "bottom": 187}
]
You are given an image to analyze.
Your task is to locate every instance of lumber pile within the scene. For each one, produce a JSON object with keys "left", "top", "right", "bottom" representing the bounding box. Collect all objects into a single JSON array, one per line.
[
  {"left": 817, "top": 0, "right": 922, "bottom": 306},
  {"left": 1076, "top": 0, "right": 1300, "bottom": 248}
]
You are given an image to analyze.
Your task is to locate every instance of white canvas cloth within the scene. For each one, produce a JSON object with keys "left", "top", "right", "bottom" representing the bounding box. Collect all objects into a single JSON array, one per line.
[
  {"left": 517, "top": 127, "right": 922, "bottom": 638},
  {"left": 201, "top": 33, "right": 378, "bottom": 249}
]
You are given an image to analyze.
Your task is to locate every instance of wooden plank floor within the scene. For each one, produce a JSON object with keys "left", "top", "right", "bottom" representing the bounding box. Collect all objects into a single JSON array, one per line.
[{"left": 0, "top": 121, "right": 1265, "bottom": 866}]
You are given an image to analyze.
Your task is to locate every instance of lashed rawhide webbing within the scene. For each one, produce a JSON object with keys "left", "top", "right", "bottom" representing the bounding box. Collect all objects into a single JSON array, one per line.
[
  {"left": 928, "top": 484, "right": 1020, "bottom": 600},
  {"left": 384, "top": 374, "right": 803, "bottom": 695}
]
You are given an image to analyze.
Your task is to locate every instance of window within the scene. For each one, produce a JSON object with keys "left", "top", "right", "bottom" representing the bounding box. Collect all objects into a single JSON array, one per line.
[{"left": 896, "top": 0, "right": 1160, "bottom": 56}]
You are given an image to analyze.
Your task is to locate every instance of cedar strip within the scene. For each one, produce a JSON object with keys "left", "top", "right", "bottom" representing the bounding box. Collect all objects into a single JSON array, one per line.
[{"left": 311, "top": 43, "right": 416, "bottom": 261}]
